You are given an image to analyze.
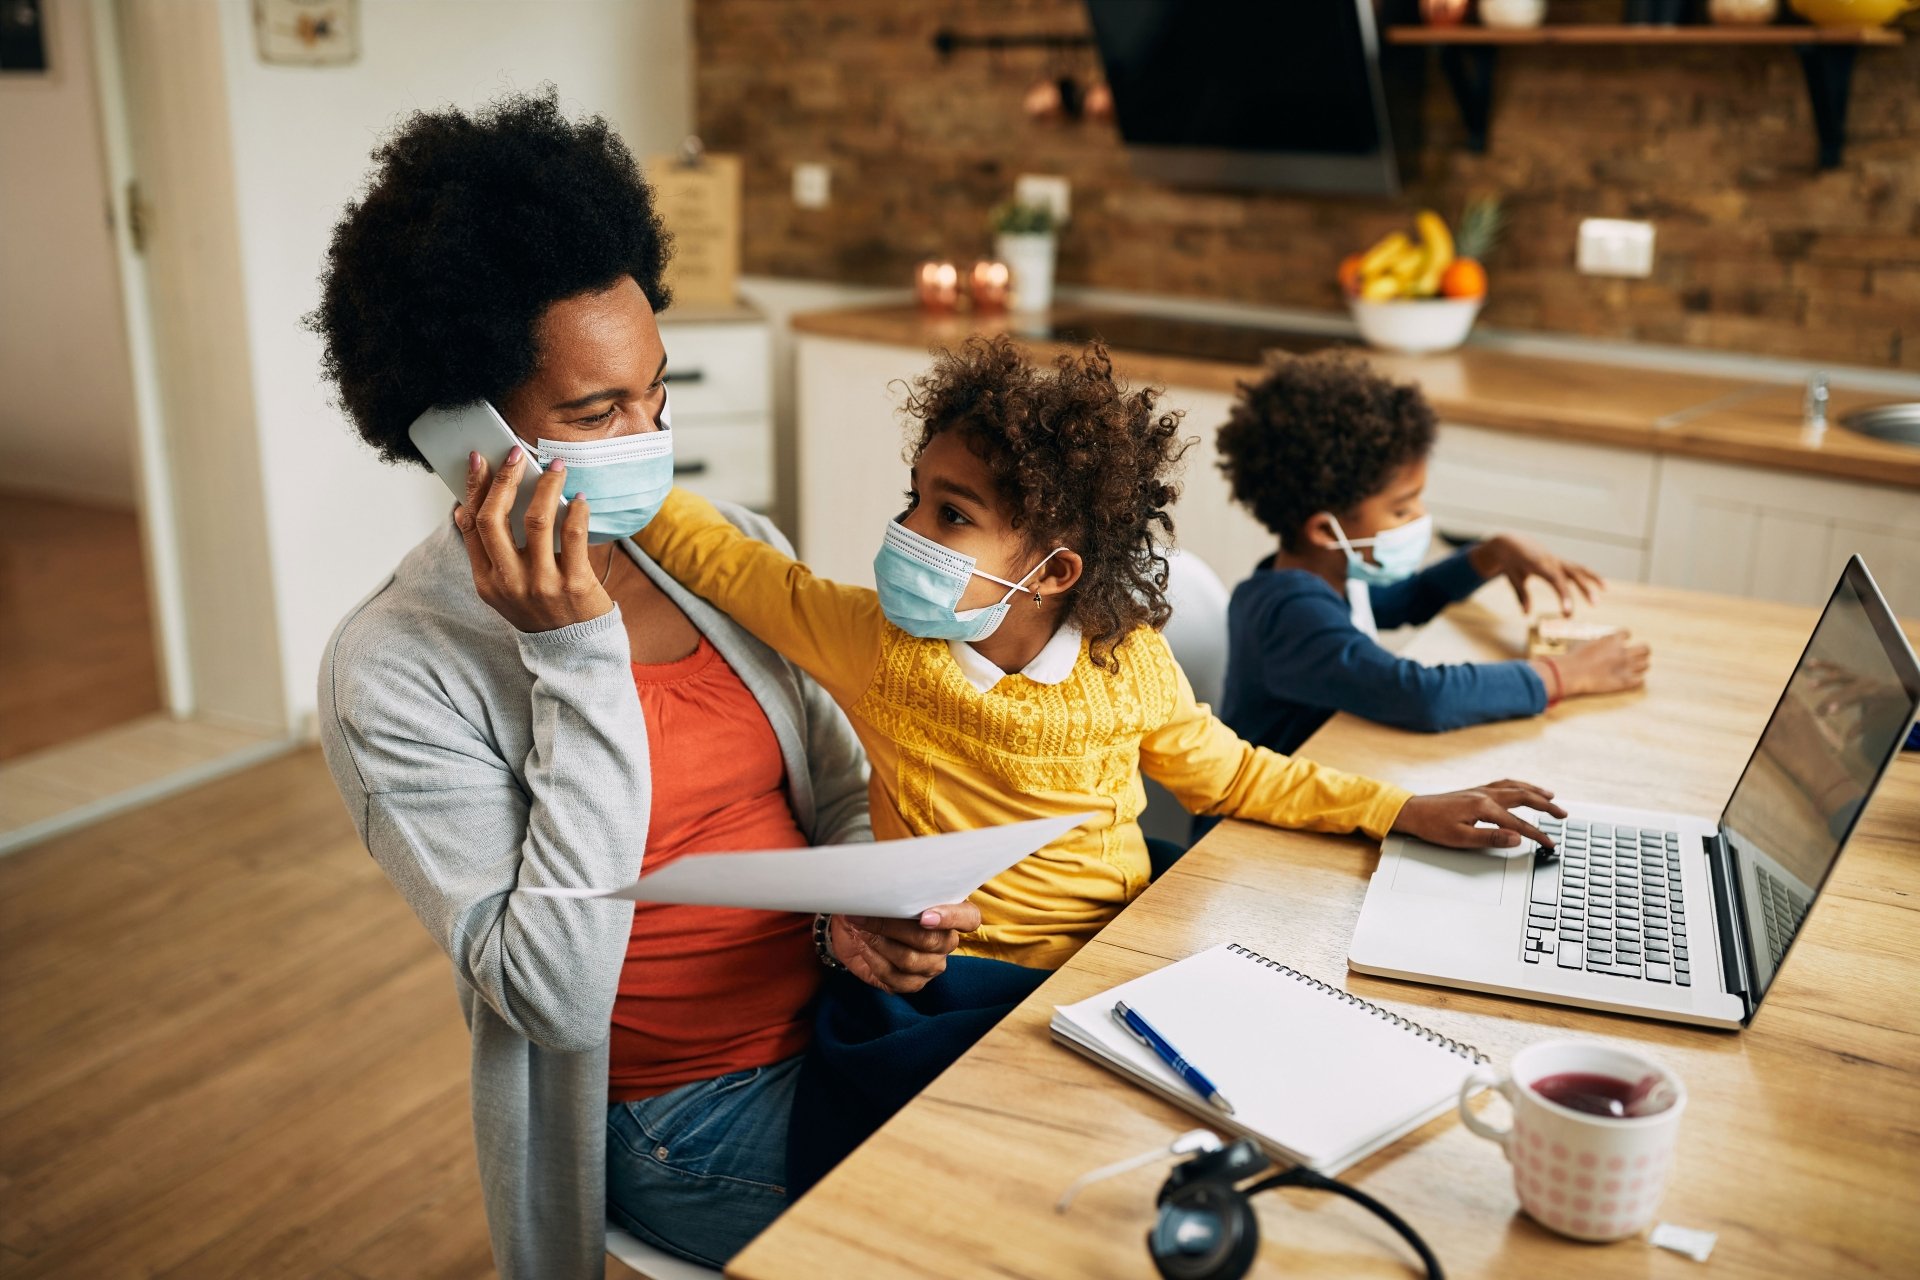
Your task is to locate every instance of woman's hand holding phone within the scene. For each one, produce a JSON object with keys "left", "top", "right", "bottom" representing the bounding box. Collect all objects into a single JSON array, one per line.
[{"left": 455, "top": 446, "right": 613, "bottom": 633}]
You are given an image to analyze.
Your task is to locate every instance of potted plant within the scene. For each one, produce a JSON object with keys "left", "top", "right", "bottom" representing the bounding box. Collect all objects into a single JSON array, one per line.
[{"left": 989, "top": 201, "right": 1060, "bottom": 315}]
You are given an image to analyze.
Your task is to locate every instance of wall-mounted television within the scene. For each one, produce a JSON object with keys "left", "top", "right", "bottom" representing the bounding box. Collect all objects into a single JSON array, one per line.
[{"left": 1085, "top": 0, "right": 1424, "bottom": 198}]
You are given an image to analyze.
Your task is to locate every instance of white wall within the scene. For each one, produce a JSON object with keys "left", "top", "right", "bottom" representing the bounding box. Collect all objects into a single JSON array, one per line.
[
  {"left": 0, "top": 0, "right": 139, "bottom": 507},
  {"left": 209, "top": 0, "right": 694, "bottom": 732}
]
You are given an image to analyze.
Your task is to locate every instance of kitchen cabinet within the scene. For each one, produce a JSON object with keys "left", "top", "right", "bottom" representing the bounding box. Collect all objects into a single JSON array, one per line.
[
  {"left": 659, "top": 309, "right": 773, "bottom": 513},
  {"left": 1648, "top": 457, "right": 1920, "bottom": 616},
  {"left": 1425, "top": 425, "right": 1654, "bottom": 582}
]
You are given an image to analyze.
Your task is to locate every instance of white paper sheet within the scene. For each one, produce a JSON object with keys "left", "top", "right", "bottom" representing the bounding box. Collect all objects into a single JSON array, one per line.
[{"left": 523, "top": 812, "right": 1096, "bottom": 916}]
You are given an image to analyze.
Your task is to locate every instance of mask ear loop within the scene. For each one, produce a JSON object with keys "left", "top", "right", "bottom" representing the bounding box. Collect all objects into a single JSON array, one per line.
[
  {"left": 1324, "top": 514, "right": 1375, "bottom": 552},
  {"left": 1238, "top": 1166, "right": 1444, "bottom": 1279},
  {"left": 973, "top": 547, "right": 1071, "bottom": 609}
]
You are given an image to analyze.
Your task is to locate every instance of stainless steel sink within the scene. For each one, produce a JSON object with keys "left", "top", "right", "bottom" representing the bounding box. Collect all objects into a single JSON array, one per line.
[{"left": 1843, "top": 403, "right": 1920, "bottom": 448}]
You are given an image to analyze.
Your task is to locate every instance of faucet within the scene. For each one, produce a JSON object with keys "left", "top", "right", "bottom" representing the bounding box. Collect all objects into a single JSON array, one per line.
[{"left": 1803, "top": 371, "right": 1830, "bottom": 434}]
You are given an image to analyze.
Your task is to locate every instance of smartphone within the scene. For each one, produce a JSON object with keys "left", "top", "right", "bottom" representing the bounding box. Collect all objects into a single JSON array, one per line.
[{"left": 408, "top": 400, "right": 565, "bottom": 549}]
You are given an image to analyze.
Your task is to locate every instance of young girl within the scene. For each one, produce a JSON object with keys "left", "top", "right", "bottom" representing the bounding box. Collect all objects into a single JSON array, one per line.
[{"left": 636, "top": 336, "right": 1561, "bottom": 972}]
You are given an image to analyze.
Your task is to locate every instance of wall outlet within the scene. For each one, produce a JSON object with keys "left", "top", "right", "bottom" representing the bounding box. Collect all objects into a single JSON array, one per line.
[
  {"left": 1014, "top": 174, "right": 1070, "bottom": 224},
  {"left": 792, "top": 162, "right": 831, "bottom": 210},
  {"left": 1577, "top": 218, "right": 1655, "bottom": 278}
]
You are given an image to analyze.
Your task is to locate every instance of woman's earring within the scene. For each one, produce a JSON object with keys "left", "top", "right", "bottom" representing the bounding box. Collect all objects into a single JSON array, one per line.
[{"left": 1034, "top": 591, "right": 1044, "bottom": 608}]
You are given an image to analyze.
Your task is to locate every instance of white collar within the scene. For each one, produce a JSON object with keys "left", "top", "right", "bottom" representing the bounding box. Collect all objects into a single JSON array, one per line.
[{"left": 949, "top": 622, "right": 1083, "bottom": 694}]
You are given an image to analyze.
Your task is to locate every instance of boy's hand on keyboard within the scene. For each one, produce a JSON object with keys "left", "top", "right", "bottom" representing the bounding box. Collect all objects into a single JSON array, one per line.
[
  {"left": 1394, "top": 781, "right": 1566, "bottom": 852},
  {"left": 829, "top": 902, "right": 983, "bottom": 995}
]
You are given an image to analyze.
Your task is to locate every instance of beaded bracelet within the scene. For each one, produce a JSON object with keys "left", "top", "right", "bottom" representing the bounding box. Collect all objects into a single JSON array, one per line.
[{"left": 812, "top": 912, "right": 848, "bottom": 972}]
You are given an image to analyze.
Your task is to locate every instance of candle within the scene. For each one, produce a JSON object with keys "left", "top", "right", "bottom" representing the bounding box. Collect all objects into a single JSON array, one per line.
[
  {"left": 915, "top": 259, "right": 961, "bottom": 311},
  {"left": 968, "top": 259, "right": 1011, "bottom": 312}
]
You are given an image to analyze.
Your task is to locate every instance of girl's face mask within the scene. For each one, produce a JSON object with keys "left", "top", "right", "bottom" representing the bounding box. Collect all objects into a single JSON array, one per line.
[
  {"left": 532, "top": 390, "right": 673, "bottom": 541},
  {"left": 1326, "top": 511, "right": 1433, "bottom": 587},
  {"left": 872, "top": 518, "right": 1067, "bottom": 643}
]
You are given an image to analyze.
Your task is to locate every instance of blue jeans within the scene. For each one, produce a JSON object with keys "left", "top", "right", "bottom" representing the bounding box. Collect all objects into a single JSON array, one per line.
[{"left": 605, "top": 1055, "right": 802, "bottom": 1268}]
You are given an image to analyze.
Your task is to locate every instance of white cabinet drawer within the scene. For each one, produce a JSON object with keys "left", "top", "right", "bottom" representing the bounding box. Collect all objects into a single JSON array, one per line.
[
  {"left": 1426, "top": 507, "right": 1649, "bottom": 582},
  {"left": 673, "top": 415, "right": 771, "bottom": 513},
  {"left": 1428, "top": 424, "right": 1658, "bottom": 544},
  {"left": 659, "top": 321, "right": 770, "bottom": 420}
]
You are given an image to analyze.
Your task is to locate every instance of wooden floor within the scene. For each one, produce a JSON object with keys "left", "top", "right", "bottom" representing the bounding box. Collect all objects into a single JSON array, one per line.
[
  {"left": 0, "top": 748, "right": 518, "bottom": 1279},
  {"left": 0, "top": 490, "right": 165, "bottom": 762}
]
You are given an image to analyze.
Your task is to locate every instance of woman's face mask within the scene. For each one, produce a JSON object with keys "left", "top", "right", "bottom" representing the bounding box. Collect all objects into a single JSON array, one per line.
[
  {"left": 1326, "top": 511, "right": 1433, "bottom": 587},
  {"left": 532, "top": 390, "right": 673, "bottom": 540},
  {"left": 872, "top": 518, "right": 1067, "bottom": 643}
]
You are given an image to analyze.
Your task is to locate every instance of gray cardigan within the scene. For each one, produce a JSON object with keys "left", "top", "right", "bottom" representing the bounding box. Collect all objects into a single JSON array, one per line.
[{"left": 317, "top": 504, "right": 871, "bottom": 1280}]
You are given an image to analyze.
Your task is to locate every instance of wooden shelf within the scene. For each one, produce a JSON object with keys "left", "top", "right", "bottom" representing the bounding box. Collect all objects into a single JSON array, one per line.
[
  {"left": 1390, "top": 23, "right": 1907, "bottom": 166},
  {"left": 1386, "top": 23, "right": 1904, "bottom": 45}
]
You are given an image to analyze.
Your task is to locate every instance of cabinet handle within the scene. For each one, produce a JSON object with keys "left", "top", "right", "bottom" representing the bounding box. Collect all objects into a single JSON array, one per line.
[
  {"left": 673, "top": 459, "right": 710, "bottom": 477},
  {"left": 663, "top": 369, "right": 706, "bottom": 385}
]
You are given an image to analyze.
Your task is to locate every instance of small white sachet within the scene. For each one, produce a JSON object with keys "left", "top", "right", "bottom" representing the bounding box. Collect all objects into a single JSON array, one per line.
[{"left": 1650, "top": 1222, "right": 1717, "bottom": 1263}]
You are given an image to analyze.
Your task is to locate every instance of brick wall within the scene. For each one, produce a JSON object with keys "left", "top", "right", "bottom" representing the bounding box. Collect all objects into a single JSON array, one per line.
[{"left": 694, "top": 0, "right": 1919, "bottom": 370}]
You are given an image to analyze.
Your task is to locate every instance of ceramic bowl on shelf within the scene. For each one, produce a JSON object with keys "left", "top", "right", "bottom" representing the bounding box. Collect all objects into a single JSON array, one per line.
[
  {"left": 1790, "top": 0, "right": 1916, "bottom": 23},
  {"left": 1480, "top": 0, "right": 1548, "bottom": 27},
  {"left": 1708, "top": 0, "right": 1779, "bottom": 22},
  {"left": 1347, "top": 297, "right": 1483, "bottom": 355}
]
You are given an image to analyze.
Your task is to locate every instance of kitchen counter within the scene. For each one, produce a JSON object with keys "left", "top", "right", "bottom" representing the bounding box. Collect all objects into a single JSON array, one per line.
[{"left": 789, "top": 304, "right": 1920, "bottom": 489}]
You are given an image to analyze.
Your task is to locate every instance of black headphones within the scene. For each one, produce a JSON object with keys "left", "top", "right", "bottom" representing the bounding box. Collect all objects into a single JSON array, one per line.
[{"left": 1148, "top": 1139, "right": 1443, "bottom": 1280}]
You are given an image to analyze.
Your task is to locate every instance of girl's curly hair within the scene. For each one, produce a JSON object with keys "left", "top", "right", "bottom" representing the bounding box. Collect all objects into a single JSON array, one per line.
[{"left": 902, "top": 336, "right": 1191, "bottom": 671}]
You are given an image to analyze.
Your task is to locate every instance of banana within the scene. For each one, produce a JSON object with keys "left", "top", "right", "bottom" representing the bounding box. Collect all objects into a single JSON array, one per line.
[
  {"left": 1392, "top": 246, "right": 1430, "bottom": 289},
  {"left": 1360, "top": 274, "right": 1401, "bottom": 301},
  {"left": 1412, "top": 210, "right": 1454, "bottom": 297},
  {"left": 1357, "top": 232, "right": 1412, "bottom": 279}
]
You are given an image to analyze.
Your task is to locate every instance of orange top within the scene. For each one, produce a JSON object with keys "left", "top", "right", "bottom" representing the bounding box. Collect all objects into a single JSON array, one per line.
[{"left": 609, "top": 636, "right": 820, "bottom": 1101}]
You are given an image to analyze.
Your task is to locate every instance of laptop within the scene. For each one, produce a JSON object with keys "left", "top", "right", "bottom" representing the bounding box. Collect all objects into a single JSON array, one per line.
[{"left": 1349, "top": 557, "right": 1920, "bottom": 1030}]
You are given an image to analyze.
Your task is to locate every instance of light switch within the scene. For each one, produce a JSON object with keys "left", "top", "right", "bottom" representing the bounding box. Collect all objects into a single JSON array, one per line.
[
  {"left": 793, "top": 163, "right": 831, "bottom": 210},
  {"left": 1577, "top": 219, "right": 1655, "bottom": 279}
]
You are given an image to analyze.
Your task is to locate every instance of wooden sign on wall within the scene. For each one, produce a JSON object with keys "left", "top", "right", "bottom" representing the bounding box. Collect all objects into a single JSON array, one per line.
[{"left": 648, "top": 153, "right": 742, "bottom": 308}]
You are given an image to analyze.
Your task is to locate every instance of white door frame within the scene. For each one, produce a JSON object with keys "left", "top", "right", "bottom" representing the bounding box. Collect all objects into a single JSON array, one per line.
[{"left": 85, "top": 0, "right": 192, "bottom": 716}]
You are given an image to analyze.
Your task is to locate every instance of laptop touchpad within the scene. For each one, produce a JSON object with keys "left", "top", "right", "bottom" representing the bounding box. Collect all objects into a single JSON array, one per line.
[{"left": 1391, "top": 842, "right": 1507, "bottom": 905}]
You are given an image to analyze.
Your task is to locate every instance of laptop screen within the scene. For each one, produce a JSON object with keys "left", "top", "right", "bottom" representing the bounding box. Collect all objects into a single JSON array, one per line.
[{"left": 1719, "top": 560, "right": 1920, "bottom": 1003}]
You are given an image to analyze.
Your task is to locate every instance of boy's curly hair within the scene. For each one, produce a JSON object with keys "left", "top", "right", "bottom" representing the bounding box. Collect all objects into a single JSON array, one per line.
[
  {"left": 902, "top": 336, "right": 1191, "bottom": 672},
  {"left": 1215, "top": 354, "right": 1437, "bottom": 550}
]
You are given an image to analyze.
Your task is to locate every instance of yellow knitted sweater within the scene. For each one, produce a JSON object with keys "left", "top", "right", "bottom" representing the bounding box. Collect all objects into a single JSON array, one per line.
[{"left": 638, "top": 489, "right": 1412, "bottom": 968}]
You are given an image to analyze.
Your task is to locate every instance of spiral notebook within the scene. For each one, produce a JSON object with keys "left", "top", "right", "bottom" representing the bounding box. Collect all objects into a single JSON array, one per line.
[{"left": 1051, "top": 943, "right": 1487, "bottom": 1174}]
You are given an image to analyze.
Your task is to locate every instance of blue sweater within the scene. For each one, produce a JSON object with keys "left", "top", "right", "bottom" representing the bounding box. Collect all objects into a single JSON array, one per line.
[{"left": 1219, "top": 547, "right": 1547, "bottom": 757}]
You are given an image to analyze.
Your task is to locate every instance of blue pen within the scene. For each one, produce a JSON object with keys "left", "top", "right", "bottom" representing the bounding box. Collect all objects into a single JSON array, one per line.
[{"left": 1112, "top": 1001, "right": 1235, "bottom": 1115}]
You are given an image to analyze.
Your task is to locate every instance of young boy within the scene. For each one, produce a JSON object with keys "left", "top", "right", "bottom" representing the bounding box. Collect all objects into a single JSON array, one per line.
[{"left": 1214, "top": 354, "right": 1650, "bottom": 758}]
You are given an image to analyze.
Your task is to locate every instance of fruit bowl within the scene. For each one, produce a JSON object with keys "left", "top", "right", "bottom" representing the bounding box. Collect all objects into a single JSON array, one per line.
[{"left": 1347, "top": 296, "right": 1483, "bottom": 355}]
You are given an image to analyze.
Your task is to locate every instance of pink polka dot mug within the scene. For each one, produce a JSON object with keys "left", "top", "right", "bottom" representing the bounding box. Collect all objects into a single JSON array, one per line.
[{"left": 1457, "top": 1039, "right": 1686, "bottom": 1243}]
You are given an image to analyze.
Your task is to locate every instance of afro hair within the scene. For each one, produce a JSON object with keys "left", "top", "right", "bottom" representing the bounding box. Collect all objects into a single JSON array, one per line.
[
  {"left": 308, "top": 86, "right": 672, "bottom": 468},
  {"left": 1215, "top": 354, "right": 1437, "bottom": 551}
]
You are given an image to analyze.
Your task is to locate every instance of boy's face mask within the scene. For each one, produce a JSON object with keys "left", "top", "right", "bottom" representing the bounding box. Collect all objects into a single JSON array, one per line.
[
  {"left": 873, "top": 518, "right": 1067, "bottom": 643},
  {"left": 1326, "top": 511, "right": 1432, "bottom": 588},
  {"left": 532, "top": 390, "right": 673, "bottom": 540}
]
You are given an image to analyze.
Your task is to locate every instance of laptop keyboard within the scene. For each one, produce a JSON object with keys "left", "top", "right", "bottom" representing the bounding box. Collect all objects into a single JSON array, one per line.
[
  {"left": 1520, "top": 818, "right": 1691, "bottom": 986},
  {"left": 1756, "top": 865, "right": 1810, "bottom": 970}
]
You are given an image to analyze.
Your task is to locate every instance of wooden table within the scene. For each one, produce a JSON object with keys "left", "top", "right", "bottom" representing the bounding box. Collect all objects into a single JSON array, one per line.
[{"left": 730, "top": 581, "right": 1920, "bottom": 1279}]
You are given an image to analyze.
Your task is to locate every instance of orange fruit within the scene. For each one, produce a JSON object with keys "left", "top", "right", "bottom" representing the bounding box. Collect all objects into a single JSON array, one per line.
[
  {"left": 1338, "top": 253, "right": 1365, "bottom": 297},
  {"left": 1441, "top": 258, "right": 1487, "bottom": 299}
]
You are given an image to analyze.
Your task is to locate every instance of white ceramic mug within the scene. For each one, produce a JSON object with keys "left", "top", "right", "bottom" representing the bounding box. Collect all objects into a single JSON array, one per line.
[{"left": 1458, "top": 1039, "right": 1686, "bottom": 1242}]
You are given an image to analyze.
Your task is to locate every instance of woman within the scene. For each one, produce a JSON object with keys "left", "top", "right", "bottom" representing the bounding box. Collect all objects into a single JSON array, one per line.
[{"left": 310, "top": 90, "right": 975, "bottom": 1278}]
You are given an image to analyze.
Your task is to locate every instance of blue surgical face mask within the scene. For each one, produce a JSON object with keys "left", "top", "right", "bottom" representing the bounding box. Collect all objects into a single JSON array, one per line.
[
  {"left": 1328, "top": 512, "right": 1432, "bottom": 587},
  {"left": 873, "top": 518, "right": 1067, "bottom": 643},
  {"left": 533, "top": 391, "right": 673, "bottom": 541}
]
